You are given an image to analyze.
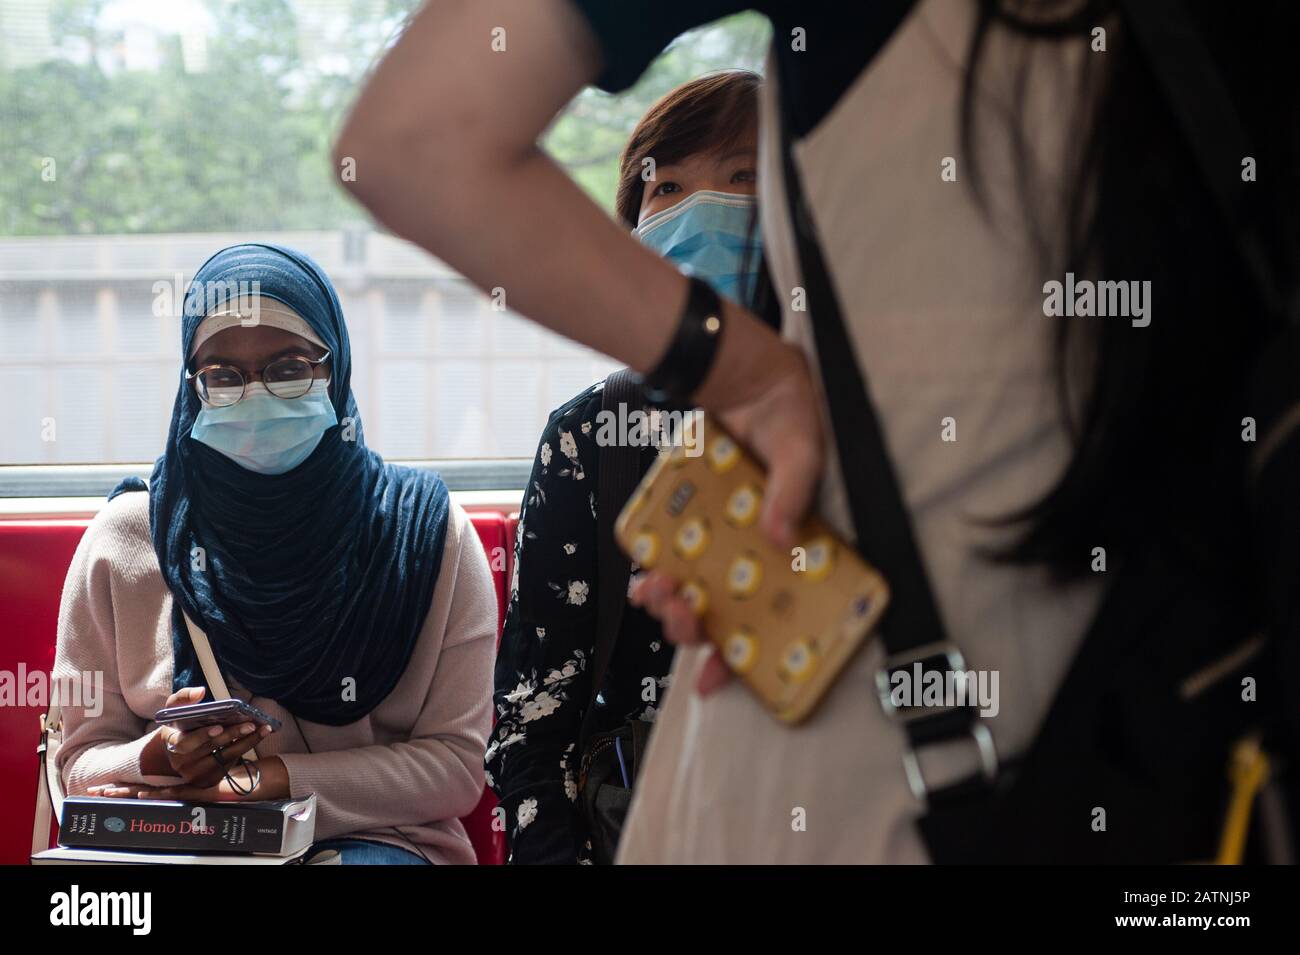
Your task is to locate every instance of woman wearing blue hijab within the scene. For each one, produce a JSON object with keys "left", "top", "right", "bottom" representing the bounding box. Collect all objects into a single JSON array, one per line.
[{"left": 51, "top": 244, "right": 499, "bottom": 864}]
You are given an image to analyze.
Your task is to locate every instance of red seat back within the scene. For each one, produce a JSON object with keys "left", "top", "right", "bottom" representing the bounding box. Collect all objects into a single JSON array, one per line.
[
  {"left": 0, "top": 521, "right": 88, "bottom": 865},
  {"left": 0, "top": 513, "right": 508, "bottom": 865}
]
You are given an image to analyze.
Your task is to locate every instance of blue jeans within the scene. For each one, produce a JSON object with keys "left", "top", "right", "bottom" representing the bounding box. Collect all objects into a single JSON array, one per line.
[{"left": 308, "top": 837, "right": 431, "bottom": 865}]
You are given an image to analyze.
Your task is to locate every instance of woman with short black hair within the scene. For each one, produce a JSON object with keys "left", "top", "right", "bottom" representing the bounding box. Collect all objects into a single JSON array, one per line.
[{"left": 487, "top": 70, "right": 773, "bottom": 864}]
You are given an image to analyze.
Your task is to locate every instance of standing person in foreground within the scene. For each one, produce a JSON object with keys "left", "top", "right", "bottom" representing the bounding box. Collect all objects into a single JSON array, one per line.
[
  {"left": 338, "top": 0, "right": 1300, "bottom": 863},
  {"left": 489, "top": 70, "right": 773, "bottom": 863}
]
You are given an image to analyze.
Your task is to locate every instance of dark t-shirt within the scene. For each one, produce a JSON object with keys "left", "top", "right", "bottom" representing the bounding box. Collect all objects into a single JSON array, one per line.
[{"left": 568, "top": 0, "right": 915, "bottom": 137}]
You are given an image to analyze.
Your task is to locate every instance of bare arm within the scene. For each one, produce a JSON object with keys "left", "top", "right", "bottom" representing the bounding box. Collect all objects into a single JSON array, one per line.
[
  {"left": 336, "top": 1, "right": 673, "bottom": 365},
  {"left": 337, "top": 2, "right": 791, "bottom": 408}
]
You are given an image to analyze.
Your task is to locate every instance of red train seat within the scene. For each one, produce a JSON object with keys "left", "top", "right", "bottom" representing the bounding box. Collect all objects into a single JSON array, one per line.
[{"left": 0, "top": 509, "right": 508, "bottom": 865}]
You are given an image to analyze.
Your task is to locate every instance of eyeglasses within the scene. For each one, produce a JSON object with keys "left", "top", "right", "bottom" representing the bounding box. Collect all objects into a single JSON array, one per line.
[{"left": 187, "top": 351, "right": 331, "bottom": 407}]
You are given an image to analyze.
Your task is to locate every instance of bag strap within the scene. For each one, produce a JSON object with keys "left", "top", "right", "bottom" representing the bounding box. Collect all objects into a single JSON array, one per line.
[
  {"left": 772, "top": 61, "right": 995, "bottom": 807},
  {"left": 31, "top": 703, "right": 63, "bottom": 857},
  {"left": 182, "top": 612, "right": 258, "bottom": 762},
  {"left": 579, "top": 369, "right": 648, "bottom": 755},
  {"left": 182, "top": 611, "right": 235, "bottom": 701}
]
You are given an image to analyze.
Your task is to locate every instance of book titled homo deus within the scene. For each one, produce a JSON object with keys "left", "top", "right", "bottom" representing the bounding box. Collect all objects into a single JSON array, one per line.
[{"left": 58, "top": 795, "right": 316, "bottom": 855}]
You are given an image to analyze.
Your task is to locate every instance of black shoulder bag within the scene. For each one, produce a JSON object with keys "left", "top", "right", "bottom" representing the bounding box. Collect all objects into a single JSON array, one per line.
[{"left": 575, "top": 368, "right": 654, "bottom": 864}]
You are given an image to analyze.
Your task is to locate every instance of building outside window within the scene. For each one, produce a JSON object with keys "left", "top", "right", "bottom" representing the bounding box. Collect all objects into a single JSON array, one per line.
[{"left": 0, "top": 0, "right": 768, "bottom": 483}]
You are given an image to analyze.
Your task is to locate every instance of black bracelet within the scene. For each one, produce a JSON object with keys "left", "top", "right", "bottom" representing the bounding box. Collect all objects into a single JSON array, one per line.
[
  {"left": 225, "top": 757, "right": 261, "bottom": 796},
  {"left": 642, "top": 276, "right": 725, "bottom": 404}
]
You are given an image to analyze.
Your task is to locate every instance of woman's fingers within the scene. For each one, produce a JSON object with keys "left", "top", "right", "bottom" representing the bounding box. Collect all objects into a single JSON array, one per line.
[
  {"left": 173, "top": 722, "right": 257, "bottom": 764},
  {"left": 145, "top": 752, "right": 269, "bottom": 802},
  {"left": 161, "top": 686, "right": 205, "bottom": 709},
  {"left": 695, "top": 648, "right": 733, "bottom": 695},
  {"left": 166, "top": 721, "right": 251, "bottom": 782},
  {"left": 660, "top": 597, "right": 700, "bottom": 646},
  {"left": 136, "top": 783, "right": 220, "bottom": 802},
  {"left": 754, "top": 417, "right": 823, "bottom": 551},
  {"left": 167, "top": 721, "right": 229, "bottom": 758},
  {"left": 631, "top": 573, "right": 705, "bottom": 645},
  {"left": 86, "top": 784, "right": 135, "bottom": 799},
  {"left": 140, "top": 777, "right": 243, "bottom": 802},
  {"left": 720, "top": 349, "right": 825, "bottom": 552},
  {"left": 178, "top": 724, "right": 273, "bottom": 787},
  {"left": 629, "top": 571, "right": 672, "bottom": 616},
  {"left": 631, "top": 571, "right": 733, "bottom": 694},
  {"left": 693, "top": 310, "right": 824, "bottom": 550}
]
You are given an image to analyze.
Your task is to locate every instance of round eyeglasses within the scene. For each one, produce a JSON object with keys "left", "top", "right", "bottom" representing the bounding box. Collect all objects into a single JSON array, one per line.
[{"left": 186, "top": 351, "right": 331, "bottom": 408}]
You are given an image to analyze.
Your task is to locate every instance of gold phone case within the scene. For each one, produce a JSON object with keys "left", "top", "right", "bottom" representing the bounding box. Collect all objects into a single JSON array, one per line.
[{"left": 614, "top": 415, "right": 890, "bottom": 724}]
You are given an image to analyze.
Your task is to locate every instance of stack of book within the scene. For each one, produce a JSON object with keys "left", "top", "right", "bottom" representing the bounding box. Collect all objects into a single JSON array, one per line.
[{"left": 32, "top": 795, "right": 318, "bottom": 865}]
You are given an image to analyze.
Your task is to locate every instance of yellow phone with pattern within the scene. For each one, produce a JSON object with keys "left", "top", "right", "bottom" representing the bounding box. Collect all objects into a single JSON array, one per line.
[{"left": 614, "top": 414, "right": 890, "bottom": 724}]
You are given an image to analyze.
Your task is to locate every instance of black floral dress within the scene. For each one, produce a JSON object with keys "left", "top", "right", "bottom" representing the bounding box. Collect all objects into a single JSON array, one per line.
[{"left": 486, "top": 379, "right": 673, "bottom": 864}]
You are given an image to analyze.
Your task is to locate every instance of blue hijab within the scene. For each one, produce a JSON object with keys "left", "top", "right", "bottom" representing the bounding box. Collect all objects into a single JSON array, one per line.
[{"left": 112, "top": 244, "right": 449, "bottom": 725}]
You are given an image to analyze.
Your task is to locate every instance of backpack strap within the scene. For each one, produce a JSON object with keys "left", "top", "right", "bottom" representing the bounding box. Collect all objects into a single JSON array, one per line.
[{"left": 578, "top": 369, "right": 650, "bottom": 755}]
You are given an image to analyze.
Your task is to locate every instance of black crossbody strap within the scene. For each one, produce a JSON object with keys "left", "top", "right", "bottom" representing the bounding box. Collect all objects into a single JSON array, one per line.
[
  {"left": 579, "top": 369, "right": 647, "bottom": 754},
  {"left": 773, "top": 63, "right": 995, "bottom": 806}
]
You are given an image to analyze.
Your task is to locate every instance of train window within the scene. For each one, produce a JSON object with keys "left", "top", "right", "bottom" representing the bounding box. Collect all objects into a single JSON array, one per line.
[{"left": 0, "top": 1, "right": 769, "bottom": 495}]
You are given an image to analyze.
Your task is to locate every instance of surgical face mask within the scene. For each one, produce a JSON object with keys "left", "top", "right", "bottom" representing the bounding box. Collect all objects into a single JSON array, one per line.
[
  {"left": 634, "top": 190, "right": 763, "bottom": 309},
  {"left": 190, "top": 379, "right": 336, "bottom": 475}
]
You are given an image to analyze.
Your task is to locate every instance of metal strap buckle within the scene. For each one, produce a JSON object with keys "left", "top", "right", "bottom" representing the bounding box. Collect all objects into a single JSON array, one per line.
[
  {"left": 875, "top": 641, "right": 969, "bottom": 722},
  {"left": 37, "top": 712, "right": 62, "bottom": 754},
  {"left": 901, "top": 722, "right": 999, "bottom": 807}
]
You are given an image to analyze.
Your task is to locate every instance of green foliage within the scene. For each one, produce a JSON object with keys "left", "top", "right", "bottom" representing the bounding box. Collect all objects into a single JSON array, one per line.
[
  {"left": 543, "top": 12, "right": 770, "bottom": 213},
  {"left": 0, "top": 1, "right": 769, "bottom": 236}
]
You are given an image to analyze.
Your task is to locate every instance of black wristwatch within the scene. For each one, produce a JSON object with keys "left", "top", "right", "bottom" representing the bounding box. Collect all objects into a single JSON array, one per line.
[{"left": 642, "top": 276, "right": 725, "bottom": 405}]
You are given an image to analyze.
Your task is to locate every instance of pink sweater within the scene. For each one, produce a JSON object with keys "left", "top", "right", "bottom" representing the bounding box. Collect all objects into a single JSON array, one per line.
[{"left": 52, "top": 491, "right": 497, "bottom": 864}]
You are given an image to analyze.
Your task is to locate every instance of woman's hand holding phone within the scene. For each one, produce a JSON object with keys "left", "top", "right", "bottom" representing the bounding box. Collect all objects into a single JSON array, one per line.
[
  {"left": 152, "top": 686, "right": 272, "bottom": 786},
  {"left": 632, "top": 302, "right": 827, "bottom": 697},
  {"left": 93, "top": 687, "right": 282, "bottom": 801},
  {"left": 630, "top": 571, "right": 732, "bottom": 694}
]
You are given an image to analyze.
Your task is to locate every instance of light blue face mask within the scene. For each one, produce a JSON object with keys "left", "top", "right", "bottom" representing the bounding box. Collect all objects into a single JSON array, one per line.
[
  {"left": 190, "top": 379, "right": 337, "bottom": 475},
  {"left": 634, "top": 190, "right": 763, "bottom": 309}
]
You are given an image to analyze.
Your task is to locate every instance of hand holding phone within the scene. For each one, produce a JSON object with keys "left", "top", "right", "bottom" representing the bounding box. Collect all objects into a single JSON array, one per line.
[
  {"left": 144, "top": 688, "right": 278, "bottom": 788},
  {"left": 154, "top": 694, "right": 282, "bottom": 733},
  {"left": 618, "top": 414, "right": 889, "bottom": 724}
]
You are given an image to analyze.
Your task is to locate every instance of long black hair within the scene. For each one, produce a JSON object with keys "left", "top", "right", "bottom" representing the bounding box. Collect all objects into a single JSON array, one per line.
[{"left": 962, "top": 0, "right": 1300, "bottom": 582}]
